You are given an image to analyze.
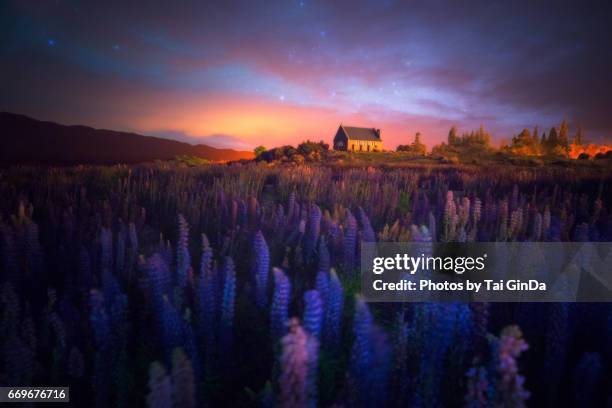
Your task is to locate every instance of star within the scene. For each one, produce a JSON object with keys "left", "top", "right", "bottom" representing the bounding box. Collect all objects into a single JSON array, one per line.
[
  {"left": 112, "top": 44, "right": 120, "bottom": 51},
  {"left": 279, "top": 95, "right": 285, "bottom": 101},
  {"left": 47, "top": 39, "right": 56, "bottom": 46}
]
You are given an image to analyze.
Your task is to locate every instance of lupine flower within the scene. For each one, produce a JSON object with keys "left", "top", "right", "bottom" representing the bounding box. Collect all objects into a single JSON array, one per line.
[
  {"left": 349, "top": 296, "right": 391, "bottom": 406},
  {"left": 302, "top": 290, "right": 323, "bottom": 340},
  {"left": 304, "top": 204, "right": 321, "bottom": 260},
  {"left": 271, "top": 268, "right": 291, "bottom": 341},
  {"left": 358, "top": 207, "right": 376, "bottom": 243},
  {"left": 171, "top": 348, "right": 195, "bottom": 408},
  {"left": 176, "top": 215, "right": 190, "bottom": 291},
  {"left": 465, "top": 365, "right": 489, "bottom": 408},
  {"left": 279, "top": 318, "right": 309, "bottom": 408},
  {"left": 306, "top": 331, "right": 320, "bottom": 408},
  {"left": 317, "top": 236, "right": 330, "bottom": 272},
  {"left": 495, "top": 325, "right": 529, "bottom": 408},
  {"left": 314, "top": 270, "right": 329, "bottom": 307},
  {"left": 160, "top": 296, "right": 183, "bottom": 362},
  {"left": 146, "top": 362, "right": 172, "bottom": 408},
  {"left": 324, "top": 269, "right": 344, "bottom": 350},
  {"left": 343, "top": 210, "right": 357, "bottom": 270},
  {"left": 220, "top": 256, "right": 236, "bottom": 352},
  {"left": 253, "top": 231, "right": 270, "bottom": 308}
]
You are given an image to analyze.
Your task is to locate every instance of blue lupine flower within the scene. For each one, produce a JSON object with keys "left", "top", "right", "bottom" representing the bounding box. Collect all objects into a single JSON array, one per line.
[
  {"left": 253, "top": 231, "right": 270, "bottom": 308},
  {"left": 271, "top": 268, "right": 291, "bottom": 342},
  {"left": 324, "top": 269, "right": 343, "bottom": 350},
  {"left": 220, "top": 256, "right": 236, "bottom": 352},
  {"left": 303, "top": 290, "right": 323, "bottom": 340}
]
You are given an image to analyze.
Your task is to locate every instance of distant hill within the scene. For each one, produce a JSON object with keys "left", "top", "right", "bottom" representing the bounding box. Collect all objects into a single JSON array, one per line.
[{"left": 0, "top": 112, "right": 254, "bottom": 165}]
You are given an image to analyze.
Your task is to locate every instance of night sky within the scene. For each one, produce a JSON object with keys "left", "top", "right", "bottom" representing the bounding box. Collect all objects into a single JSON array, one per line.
[{"left": 1, "top": 1, "right": 611, "bottom": 149}]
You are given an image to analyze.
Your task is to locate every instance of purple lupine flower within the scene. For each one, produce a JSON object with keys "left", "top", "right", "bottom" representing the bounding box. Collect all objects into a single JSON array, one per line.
[
  {"left": 160, "top": 296, "right": 183, "bottom": 362},
  {"left": 220, "top": 256, "right": 236, "bottom": 352},
  {"left": 143, "top": 254, "right": 171, "bottom": 315},
  {"left": 279, "top": 318, "right": 308, "bottom": 408},
  {"left": 146, "top": 362, "right": 172, "bottom": 408},
  {"left": 196, "top": 262, "right": 217, "bottom": 360},
  {"left": 349, "top": 296, "right": 373, "bottom": 398},
  {"left": 273, "top": 203, "right": 286, "bottom": 236},
  {"left": 306, "top": 329, "right": 319, "bottom": 408},
  {"left": 428, "top": 211, "right": 437, "bottom": 242},
  {"left": 343, "top": 210, "right": 357, "bottom": 270},
  {"left": 495, "top": 325, "right": 529, "bottom": 408},
  {"left": 324, "top": 269, "right": 343, "bottom": 350},
  {"left": 171, "top": 348, "right": 195, "bottom": 408},
  {"left": 287, "top": 191, "right": 297, "bottom": 223},
  {"left": 200, "top": 233, "right": 213, "bottom": 279},
  {"left": 302, "top": 290, "right": 323, "bottom": 340},
  {"left": 252, "top": 231, "right": 270, "bottom": 308},
  {"left": 465, "top": 365, "right": 489, "bottom": 408},
  {"left": 317, "top": 236, "right": 330, "bottom": 272},
  {"left": 326, "top": 221, "right": 343, "bottom": 265},
  {"left": 304, "top": 204, "right": 322, "bottom": 260},
  {"left": 176, "top": 215, "right": 190, "bottom": 290},
  {"left": 271, "top": 268, "right": 291, "bottom": 342},
  {"left": 349, "top": 295, "right": 390, "bottom": 405},
  {"left": 180, "top": 315, "right": 201, "bottom": 384},
  {"left": 358, "top": 207, "right": 376, "bottom": 243},
  {"left": 470, "top": 302, "right": 490, "bottom": 354}
]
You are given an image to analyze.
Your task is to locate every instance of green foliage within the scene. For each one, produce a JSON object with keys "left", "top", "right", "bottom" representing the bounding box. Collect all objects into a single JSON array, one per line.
[
  {"left": 397, "top": 132, "right": 427, "bottom": 155},
  {"left": 172, "top": 155, "right": 211, "bottom": 166},
  {"left": 256, "top": 140, "right": 329, "bottom": 163},
  {"left": 254, "top": 146, "right": 267, "bottom": 157}
]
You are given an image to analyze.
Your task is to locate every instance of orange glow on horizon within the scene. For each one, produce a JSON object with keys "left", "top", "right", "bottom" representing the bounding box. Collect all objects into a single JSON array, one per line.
[{"left": 130, "top": 95, "right": 448, "bottom": 150}]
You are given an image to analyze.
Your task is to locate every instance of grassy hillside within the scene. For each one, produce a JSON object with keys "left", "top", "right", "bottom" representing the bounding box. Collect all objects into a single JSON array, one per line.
[{"left": 0, "top": 112, "right": 253, "bottom": 165}]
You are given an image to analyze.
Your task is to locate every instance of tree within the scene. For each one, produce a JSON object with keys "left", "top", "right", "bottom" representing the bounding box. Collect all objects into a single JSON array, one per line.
[
  {"left": 547, "top": 127, "right": 558, "bottom": 150},
  {"left": 510, "top": 129, "right": 535, "bottom": 155},
  {"left": 573, "top": 125, "right": 584, "bottom": 145},
  {"left": 558, "top": 120, "right": 569, "bottom": 151},
  {"left": 254, "top": 146, "right": 267, "bottom": 157},
  {"left": 397, "top": 132, "right": 426, "bottom": 155},
  {"left": 448, "top": 126, "right": 458, "bottom": 145},
  {"left": 412, "top": 132, "right": 427, "bottom": 155}
]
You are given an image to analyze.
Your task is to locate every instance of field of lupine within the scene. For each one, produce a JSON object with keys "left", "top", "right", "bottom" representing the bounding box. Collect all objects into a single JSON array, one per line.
[{"left": 0, "top": 163, "right": 611, "bottom": 407}]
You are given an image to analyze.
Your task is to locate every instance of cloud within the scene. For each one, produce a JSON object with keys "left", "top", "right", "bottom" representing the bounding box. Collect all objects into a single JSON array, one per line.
[
  {"left": 148, "top": 129, "right": 253, "bottom": 150},
  {"left": 1, "top": 0, "right": 611, "bottom": 146}
]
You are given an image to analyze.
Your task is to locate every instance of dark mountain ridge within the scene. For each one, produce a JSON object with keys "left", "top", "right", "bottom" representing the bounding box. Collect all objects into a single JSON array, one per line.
[{"left": 0, "top": 112, "right": 253, "bottom": 164}]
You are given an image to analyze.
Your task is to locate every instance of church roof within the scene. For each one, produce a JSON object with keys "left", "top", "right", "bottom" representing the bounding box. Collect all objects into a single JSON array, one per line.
[{"left": 340, "top": 126, "right": 381, "bottom": 141}]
